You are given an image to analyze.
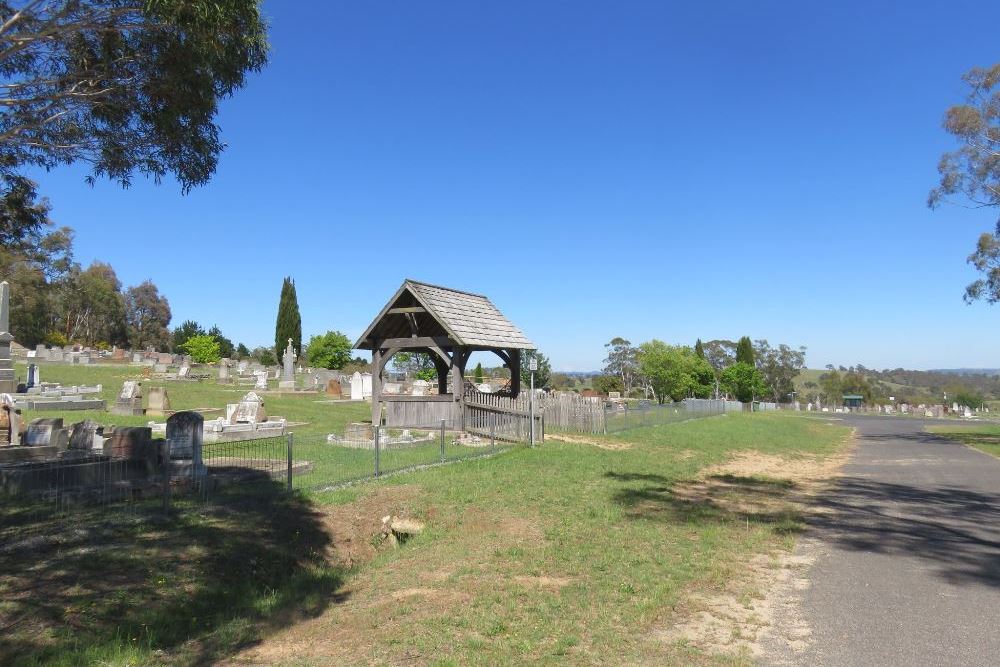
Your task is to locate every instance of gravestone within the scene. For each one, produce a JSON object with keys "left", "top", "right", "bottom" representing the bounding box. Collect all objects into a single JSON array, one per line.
[
  {"left": 112, "top": 380, "right": 144, "bottom": 416},
  {"left": 254, "top": 370, "right": 267, "bottom": 390},
  {"left": 26, "top": 363, "right": 39, "bottom": 389},
  {"left": 166, "top": 411, "right": 205, "bottom": 475},
  {"left": 231, "top": 391, "right": 266, "bottom": 424},
  {"left": 69, "top": 419, "right": 103, "bottom": 452},
  {"left": 0, "top": 282, "right": 14, "bottom": 394},
  {"left": 157, "top": 352, "right": 172, "bottom": 365},
  {"left": 25, "top": 417, "right": 63, "bottom": 447},
  {"left": 326, "top": 379, "right": 342, "bottom": 398},
  {"left": 178, "top": 365, "right": 190, "bottom": 378},
  {"left": 153, "top": 363, "right": 167, "bottom": 373},
  {"left": 132, "top": 352, "right": 142, "bottom": 363},
  {"left": 218, "top": 360, "right": 230, "bottom": 382},
  {"left": 350, "top": 372, "right": 364, "bottom": 400},
  {"left": 238, "top": 360, "right": 248, "bottom": 373},
  {"left": 147, "top": 387, "right": 171, "bottom": 417},
  {"left": 279, "top": 338, "right": 296, "bottom": 389},
  {"left": 0, "top": 394, "right": 20, "bottom": 446}
]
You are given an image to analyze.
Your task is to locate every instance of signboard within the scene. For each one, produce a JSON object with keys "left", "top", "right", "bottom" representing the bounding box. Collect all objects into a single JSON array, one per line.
[{"left": 529, "top": 358, "right": 538, "bottom": 372}]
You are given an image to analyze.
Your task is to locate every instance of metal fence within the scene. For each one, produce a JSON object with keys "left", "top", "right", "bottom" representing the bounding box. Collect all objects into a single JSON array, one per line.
[
  {"left": 290, "top": 422, "right": 516, "bottom": 492},
  {"left": 602, "top": 398, "right": 741, "bottom": 434}
]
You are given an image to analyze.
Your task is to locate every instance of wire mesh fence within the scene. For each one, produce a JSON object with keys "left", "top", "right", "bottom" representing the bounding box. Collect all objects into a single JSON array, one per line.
[
  {"left": 290, "top": 422, "right": 515, "bottom": 492},
  {"left": 602, "top": 398, "right": 741, "bottom": 434}
]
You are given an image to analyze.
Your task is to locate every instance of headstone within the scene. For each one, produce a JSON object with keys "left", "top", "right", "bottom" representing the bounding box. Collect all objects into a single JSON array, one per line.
[
  {"left": 147, "top": 387, "right": 171, "bottom": 417},
  {"left": 231, "top": 391, "right": 266, "bottom": 424},
  {"left": 282, "top": 338, "right": 295, "bottom": 383},
  {"left": 78, "top": 354, "right": 90, "bottom": 365},
  {"left": 350, "top": 371, "right": 363, "bottom": 400},
  {"left": 166, "top": 411, "right": 204, "bottom": 466},
  {"left": 132, "top": 352, "right": 142, "bottom": 363},
  {"left": 26, "top": 363, "right": 39, "bottom": 389},
  {"left": 154, "top": 363, "right": 167, "bottom": 373},
  {"left": 0, "top": 394, "right": 20, "bottom": 446},
  {"left": 178, "top": 365, "right": 190, "bottom": 378},
  {"left": 157, "top": 352, "right": 172, "bottom": 365},
  {"left": 608, "top": 391, "right": 621, "bottom": 400},
  {"left": 326, "top": 379, "right": 342, "bottom": 397},
  {"left": 0, "top": 282, "right": 13, "bottom": 394},
  {"left": 68, "top": 419, "right": 103, "bottom": 451},
  {"left": 238, "top": 360, "right": 248, "bottom": 373},
  {"left": 112, "top": 380, "right": 144, "bottom": 416},
  {"left": 254, "top": 370, "right": 268, "bottom": 390},
  {"left": 111, "top": 347, "right": 125, "bottom": 360},
  {"left": 218, "top": 360, "right": 230, "bottom": 382},
  {"left": 106, "top": 427, "right": 155, "bottom": 473},
  {"left": 25, "top": 417, "right": 63, "bottom": 447}
]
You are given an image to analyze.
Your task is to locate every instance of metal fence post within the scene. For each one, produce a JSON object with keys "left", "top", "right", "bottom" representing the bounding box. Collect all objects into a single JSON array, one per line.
[
  {"left": 374, "top": 426, "right": 381, "bottom": 478},
  {"left": 439, "top": 419, "right": 446, "bottom": 462},
  {"left": 286, "top": 432, "right": 294, "bottom": 493}
]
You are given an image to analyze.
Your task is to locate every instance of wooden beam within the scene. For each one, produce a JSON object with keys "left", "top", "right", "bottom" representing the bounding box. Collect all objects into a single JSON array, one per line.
[
  {"left": 386, "top": 307, "right": 427, "bottom": 314},
  {"left": 509, "top": 349, "right": 521, "bottom": 398},
  {"left": 379, "top": 336, "right": 454, "bottom": 350},
  {"left": 371, "top": 347, "right": 382, "bottom": 426}
]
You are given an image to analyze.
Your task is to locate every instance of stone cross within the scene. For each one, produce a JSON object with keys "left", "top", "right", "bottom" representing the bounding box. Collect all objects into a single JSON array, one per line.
[{"left": 282, "top": 338, "right": 295, "bottom": 382}]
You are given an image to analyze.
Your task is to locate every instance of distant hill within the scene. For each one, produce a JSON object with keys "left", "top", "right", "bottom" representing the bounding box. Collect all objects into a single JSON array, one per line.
[{"left": 930, "top": 369, "right": 1000, "bottom": 376}]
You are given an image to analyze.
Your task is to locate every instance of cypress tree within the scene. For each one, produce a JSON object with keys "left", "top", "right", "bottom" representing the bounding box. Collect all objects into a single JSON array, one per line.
[
  {"left": 735, "top": 336, "right": 755, "bottom": 366},
  {"left": 474, "top": 362, "right": 484, "bottom": 384},
  {"left": 694, "top": 338, "right": 705, "bottom": 359},
  {"left": 275, "top": 277, "right": 302, "bottom": 359}
]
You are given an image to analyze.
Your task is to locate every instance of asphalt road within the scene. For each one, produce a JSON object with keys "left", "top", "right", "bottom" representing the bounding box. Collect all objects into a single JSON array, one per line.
[{"left": 793, "top": 415, "right": 1000, "bottom": 666}]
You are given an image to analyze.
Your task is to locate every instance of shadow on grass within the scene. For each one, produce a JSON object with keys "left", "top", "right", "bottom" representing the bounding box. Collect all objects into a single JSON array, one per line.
[
  {"left": 605, "top": 471, "right": 802, "bottom": 534},
  {"left": 0, "top": 481, "right": 347, "bottom": 666}
]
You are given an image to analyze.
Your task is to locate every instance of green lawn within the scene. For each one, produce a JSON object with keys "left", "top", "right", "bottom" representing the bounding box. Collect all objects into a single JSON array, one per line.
[
  {"left": 1, "top": 363, "right": 852, "bottom": 665},
  {"left": 927, "top": 423, "right": 1000, "bottom": 458}
]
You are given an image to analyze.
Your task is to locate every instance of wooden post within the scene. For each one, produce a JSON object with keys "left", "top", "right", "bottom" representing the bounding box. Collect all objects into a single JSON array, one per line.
[
  {"left": 371, "top": 346, "right": 382, "bottom": 426},
  {"left": 509, "top": 349, "right": 521, "bottom": 397}
]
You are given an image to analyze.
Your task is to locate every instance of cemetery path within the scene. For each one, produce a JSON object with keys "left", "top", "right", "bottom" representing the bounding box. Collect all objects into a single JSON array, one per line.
[{"left": 780, "top": 415, "right": 1000, "bottom": 666}]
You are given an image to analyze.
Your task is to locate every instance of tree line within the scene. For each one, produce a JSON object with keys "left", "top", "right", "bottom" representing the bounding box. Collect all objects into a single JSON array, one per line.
[{"left": 595, "top": 336, "right": 806, "bottom": 404}]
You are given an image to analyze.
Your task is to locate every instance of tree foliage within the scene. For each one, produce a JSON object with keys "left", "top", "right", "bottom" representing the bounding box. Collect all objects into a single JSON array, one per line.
[
  {"left": 251, "top": 346, "right": 275, "bottom": 366},
  {"left": 124, "top": 280, "right": 171, "bottom": 350},
  {"left": 392, "top": 351, "right": 437, "bottom": 381},
  {"left": 602, "top": 337, "right": 638, "bottom": 396},
  {"left": 702, "top": 339, "right": 736, "bottom": 372},
  {"left": 520, "top": 349, "right": 551, "bottom": 389},
  {"left": 208, "top": 324, "right": 234, "bottom": 359},
  {"left": 179, "top": 333, "right": 220, "bottom": 364},
  {"left": 735, "top": 336, "right": 755, "bottom": 365},
  {"left": 720, "top": 362, "right": 767, "bottom": 403},
  {"left": 0, "top": 0, "right": 268, "bottom": 193},
  {"left": 753, "top": 339, "right": 807, "bottom": 402},
  {"left": 274, "top": 276, "right": 301, "bottom": 359},
  {"left": 235, "top": 342, "right": 250, "bottom": 359},
  {"left": 636, "top": 340, "right": 714, "bottom": 403},
  {"left": 473, "top": 362, "right": 484, "bottom": 384},
  {"left": 171, "top": 319, "right": 204, "bottom": 352},
  {"left": 928, "top": 63, "right": 1000, "bottom": 303},
  {"left": 694, "top": 338, "right": 705, "bottom": 359},
  {"left": 305, "top": 330, "right": 352, "bottom": 370},
  {"left": 592, "top": 374, "right": 625, "bottom": 395}
]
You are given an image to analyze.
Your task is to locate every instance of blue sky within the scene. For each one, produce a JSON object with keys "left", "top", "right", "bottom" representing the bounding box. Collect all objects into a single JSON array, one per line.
[{"left": 25, "top": 1, "right": 1000, "bottom": 371}]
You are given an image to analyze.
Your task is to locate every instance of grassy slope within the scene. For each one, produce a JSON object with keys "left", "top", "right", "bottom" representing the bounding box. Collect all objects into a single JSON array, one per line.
[
  {"left": 270, "top": 413, "right": 850, "bottom": 665},
  {"left": 2, "top": 363, "right": 852, "bottom": 665},
  {"left": 926, "top": 424, "right": 1000, "bottom": 458}
]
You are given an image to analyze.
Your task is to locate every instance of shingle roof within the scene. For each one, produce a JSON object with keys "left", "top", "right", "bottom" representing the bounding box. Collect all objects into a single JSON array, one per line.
[{"left": 355, "top": 280, "right": 535, "bottom": 350}]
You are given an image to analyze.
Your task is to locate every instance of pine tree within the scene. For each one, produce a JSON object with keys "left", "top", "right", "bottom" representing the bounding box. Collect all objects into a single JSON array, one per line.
[
  {"left": 694, "top": 338, "right": 705, "bottom": 359},
  {"left": 735, "top": 336, "right": 755, "bottom": 366},
  {"left": 274, "top": 277, "right": 302, "bottom": 359}
]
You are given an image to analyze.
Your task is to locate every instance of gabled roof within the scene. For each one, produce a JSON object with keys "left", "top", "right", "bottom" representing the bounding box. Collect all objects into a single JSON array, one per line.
[{"left": 354, "top": 280, "right": 535, "bottom": 351}]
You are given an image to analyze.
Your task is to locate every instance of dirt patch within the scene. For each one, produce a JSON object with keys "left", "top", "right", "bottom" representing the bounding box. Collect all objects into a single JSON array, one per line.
[
  {"left": 654, "top": 432, "right": 856, "bottom": 661},
  {"left": 657, "top": 548, "right": 817, "bottom": 660},
  {"left": 546, "top": 432, "right": 632, "bottom": 450},
  {"left": 320, "top": 484, "right": 425, "bottom": 568},
  {"left": 513, "top": 575, "right": 574, "bottom": 590}
]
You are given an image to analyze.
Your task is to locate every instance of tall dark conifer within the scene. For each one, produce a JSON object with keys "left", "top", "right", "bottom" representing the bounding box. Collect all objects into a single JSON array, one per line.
[
  {"left": 735, "top": 336, "right": 755, "bottom": 366},
  {"left": 694, "top": 339, "right": 705, "bottom": 359},
  {"left": 275, "top": 277, "right": 302, "bottom": 359}
]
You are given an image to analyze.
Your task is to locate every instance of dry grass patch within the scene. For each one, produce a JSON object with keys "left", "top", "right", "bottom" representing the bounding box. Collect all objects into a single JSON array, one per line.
[{"left": 546, "top": 432, "right": 632, "bottom": 450}]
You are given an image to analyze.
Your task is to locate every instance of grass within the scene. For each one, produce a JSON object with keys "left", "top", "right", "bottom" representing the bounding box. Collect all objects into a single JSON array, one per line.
[
  {"left": 926, "top": 423, "right": 1000, "bottom": 458},
  {"left": 2, "top": 362, "right": 853, "bottom": 665}
]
